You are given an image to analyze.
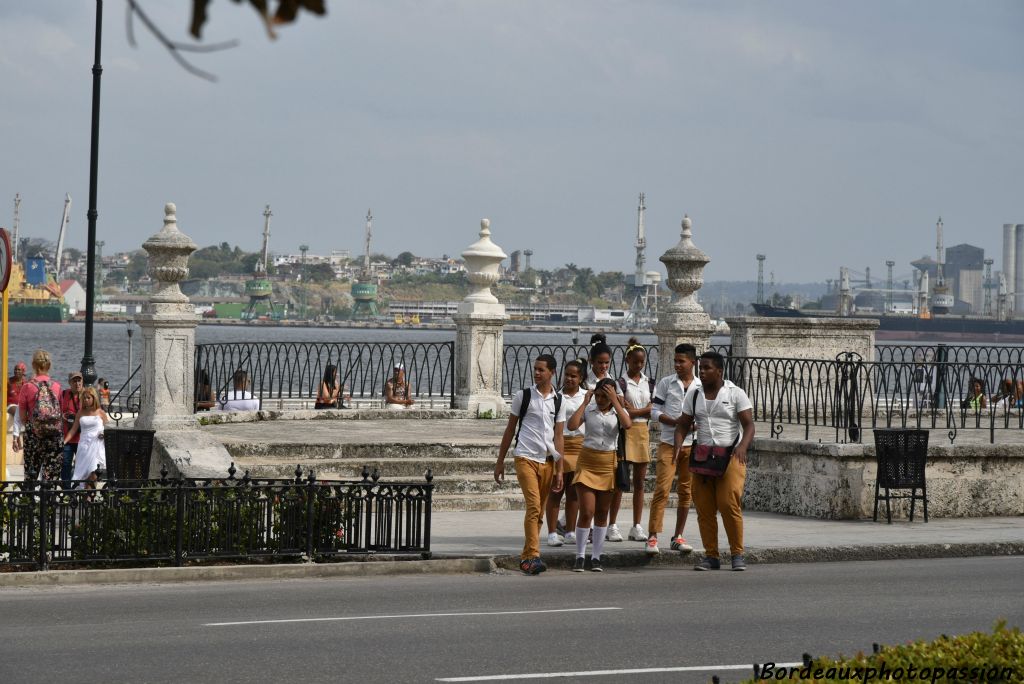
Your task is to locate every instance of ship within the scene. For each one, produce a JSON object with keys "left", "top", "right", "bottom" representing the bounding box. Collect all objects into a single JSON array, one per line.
[
  {"left": 8, "top": 258, "right": 69, "bottom": 322},
  {"left": 750, "top": 302, "right": 1024, "bottom": 342},
  {"left": 6, "top": 193, "right": 70, "bottom": 323}
]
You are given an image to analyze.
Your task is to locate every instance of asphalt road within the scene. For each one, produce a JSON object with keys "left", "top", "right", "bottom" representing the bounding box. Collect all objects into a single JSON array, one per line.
[{"left": 0, "top": 557, "right": 1021, "bottom": 684}]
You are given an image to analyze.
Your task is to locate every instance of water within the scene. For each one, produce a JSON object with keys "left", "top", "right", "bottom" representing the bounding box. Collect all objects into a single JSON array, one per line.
[{"left": 3, "top": 321, "right": 675, "bottom": 390}]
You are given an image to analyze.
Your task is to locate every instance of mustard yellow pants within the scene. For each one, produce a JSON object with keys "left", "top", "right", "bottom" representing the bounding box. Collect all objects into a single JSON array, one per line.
[
  {"left": 691, "top": 458, "right": 746, "bottom": 558},
  {"left": 515, "top": 457, "right": 553, "bottom": 559},
  {"left": 648, "top": 442, "right": 692, "bottom": 535}
]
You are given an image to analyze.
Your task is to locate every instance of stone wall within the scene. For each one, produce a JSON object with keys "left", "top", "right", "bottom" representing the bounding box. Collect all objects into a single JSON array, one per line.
[
  {"left": 744, "top": 437, "right": 1024, "bottom": 519},
  {"left": 727, "top": 316, "right": 879, "bottom": 361}
]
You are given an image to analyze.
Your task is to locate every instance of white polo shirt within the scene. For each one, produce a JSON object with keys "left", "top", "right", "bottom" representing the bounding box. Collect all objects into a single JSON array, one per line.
[
  {"left": 581, "top": 402, "right": 620, "bottom": 452},
  {"left": 680, "top": 381, "right": 752, "bottom": 447},
  {"left": 510, "top": 385, "right": 567, "bottom": 463},
  {"left": 618, "top": 372, "right": 652, "bottom": 424},
  {"left": 561, "top": 388, "right": 586, "bottom": 438},
  {"left": 586, "top": 371, "right": 623, "bottom": 395},
  {"left": 218, "top": 390, "right": 260, "bottom": 412},
  {"left": 651, "top": 374, "right": 700, "bottom": 446}
]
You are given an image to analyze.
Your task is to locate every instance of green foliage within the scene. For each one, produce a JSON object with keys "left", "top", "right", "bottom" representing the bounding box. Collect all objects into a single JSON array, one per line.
[
  {"left": 393, "top": 251, "right": 415, "bottom": 268},
  {"left": 305, "top": 263, "right": 338, "bottom": 283},
  {"left": 741, "top": 623, "right": 1023, "bottom": 683},
  {"left": 477, "top": 409, "right": 495, "bottom": 419},
  {"left": 189, "top": 243, "right": 260, "bottom": 280}
]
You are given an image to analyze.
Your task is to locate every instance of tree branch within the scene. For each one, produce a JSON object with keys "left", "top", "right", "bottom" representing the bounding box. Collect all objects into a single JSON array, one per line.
[{"left": 125, "top": 0, "right": 240, "bottom": 82}]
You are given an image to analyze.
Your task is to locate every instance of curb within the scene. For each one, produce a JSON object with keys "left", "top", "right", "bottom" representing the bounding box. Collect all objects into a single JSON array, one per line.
[
  {"left": 0, "top": 557, "right": 496, "bottom": 588},
  {"left": 491, "top": 541, "right": 1024, "bottom": 571}
]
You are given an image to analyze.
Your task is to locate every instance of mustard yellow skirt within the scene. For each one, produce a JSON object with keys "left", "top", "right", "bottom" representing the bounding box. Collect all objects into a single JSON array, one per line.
[
  {"left": 624, "top": 422, "right": 651, "bottom": 463},
  {"left": 562, "top": 435, "right": 584, "bottom": 472},
  {"left": 574, "top": 447, "right": 616, "bottom": 492}
]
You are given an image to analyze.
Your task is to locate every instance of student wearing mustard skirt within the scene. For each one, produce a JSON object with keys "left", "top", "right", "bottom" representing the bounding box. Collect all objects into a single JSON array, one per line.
[
  {"left": 545, "top": 359, "right": 588, "bottom": 547},
  {"left": 609, "top": 338, "right": 653, "bottom": 544},
  {"left": 566, "top": 378, "right": 631, "bottom": 572}
]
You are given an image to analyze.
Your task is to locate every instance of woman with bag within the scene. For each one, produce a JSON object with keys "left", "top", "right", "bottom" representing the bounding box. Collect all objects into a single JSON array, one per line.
[
  {"left": 16, "top": 349, "right": 64, "bottom": 481},
  {"left": 674, "top": 351, "right": 754, "bottom": 571},
  {"left": 566, "top": 378, "right": 631, "bottom": 572}
]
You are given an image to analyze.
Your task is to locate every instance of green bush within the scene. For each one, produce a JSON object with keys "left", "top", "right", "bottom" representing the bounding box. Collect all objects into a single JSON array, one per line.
[{"left": 745, "top": 623, "right": 1022, "bottom": 682}]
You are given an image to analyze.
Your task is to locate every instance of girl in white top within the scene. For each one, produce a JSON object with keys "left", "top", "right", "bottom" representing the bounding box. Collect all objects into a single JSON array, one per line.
[
  {"left": 545, "top": 359, "right": 587, "bottom": 547},
  {"left": 586, "top": 333, "right": 628, "bottom": 542},
  {"left": 566, "top": 378, "right": 631, "bottom": 572},
  {"left": 610, "top": 338, "right": 653, "bottom": 543}
]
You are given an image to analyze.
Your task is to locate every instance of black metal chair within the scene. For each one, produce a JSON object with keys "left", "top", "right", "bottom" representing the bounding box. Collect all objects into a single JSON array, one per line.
[
  {"left": 872, "top": 428, "right": 929, "bottom": 524},
  {"left": 103, "top": 429, "right": 156, "bottom": 480}
]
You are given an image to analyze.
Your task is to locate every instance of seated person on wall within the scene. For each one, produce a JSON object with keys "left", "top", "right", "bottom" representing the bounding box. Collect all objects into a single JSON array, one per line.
[
  {"left": 385, "top": 364, "right": 415, "bottom": 410},
  {"left": 991, "top": 379, "right": 1022, "bottom": 410},
  {"left": 218, "top": 370, "right": 260, "bottom": 412},
  {"left": 195, "top": 370, "right": 217, "bottom": 411},
  {"left": 960, "top": 377, "right": 987, "bottom": 411}
]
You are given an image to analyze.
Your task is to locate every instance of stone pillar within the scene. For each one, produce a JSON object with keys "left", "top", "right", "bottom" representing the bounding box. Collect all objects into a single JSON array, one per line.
[
  {"left": 135, "top": 203, "right": 200, "bottom": 432},
  {"left": 454, "top": 219, "right": 508, "bottom": 416},
  {"left": 652, "top": 215, "right": 715, "bottom": 361}
]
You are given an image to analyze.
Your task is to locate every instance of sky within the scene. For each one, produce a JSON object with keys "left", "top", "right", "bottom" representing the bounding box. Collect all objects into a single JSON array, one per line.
[{"left": 1, "top": 1, "right": 1022, "bottom": 284}]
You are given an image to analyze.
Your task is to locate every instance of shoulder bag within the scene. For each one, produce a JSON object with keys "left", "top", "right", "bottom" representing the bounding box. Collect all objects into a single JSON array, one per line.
[{"left": 688, "top": 387, "right": 738, "bottom": 478}]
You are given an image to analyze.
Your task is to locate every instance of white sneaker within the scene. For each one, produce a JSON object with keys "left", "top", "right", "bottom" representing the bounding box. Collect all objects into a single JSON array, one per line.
[
  {"left": 605, "top": 524, "right": 624, "bottom": 542},
  {"left": 564, "top": 531, "right": 576, "bottom": 544},
  {"left": 547, "top": 532, "right": 564, "bottom": 547},
  {"left": 645, "top": 537, "right": 660, "bottom": 555},
  {"left": 628, "top": 524, "right": 647, "bottom": 541}
]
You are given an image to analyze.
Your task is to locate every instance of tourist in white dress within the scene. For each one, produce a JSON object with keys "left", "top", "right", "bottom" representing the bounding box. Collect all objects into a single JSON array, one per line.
[{"left": 64, "top": 386, "right": 109, "bottom": 489}]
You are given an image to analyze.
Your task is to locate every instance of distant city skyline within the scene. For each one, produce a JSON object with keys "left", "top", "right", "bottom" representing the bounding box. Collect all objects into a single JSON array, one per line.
[{"left": 2, "top": 2, "right": 1021, "bottom": 282}]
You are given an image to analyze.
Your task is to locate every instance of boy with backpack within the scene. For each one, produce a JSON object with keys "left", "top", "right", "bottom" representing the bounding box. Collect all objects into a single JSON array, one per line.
[
  {"left": 495, "top": 354, "right": 565, "bottom": 575},
  {"left": 17, "top": 349, "right": 65, "bottom": 481}
]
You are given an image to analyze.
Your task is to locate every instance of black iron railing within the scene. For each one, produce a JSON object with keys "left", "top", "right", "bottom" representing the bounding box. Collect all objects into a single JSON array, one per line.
[
  {"left": 106, "top": 364, "right": 142, "bottom": 425},
  {"left": 726, "top": 353, "right": 1024, "bottom": 444},
  {"left": 193, "top": 342, "right": 456, "bottom": 410},
  {"left": 874, "top": 344, "right": 1024, "bottom": 365},
  {"left": 501, "top": 343, "right": 732, "bottom": 397},
  {"left": 0, "top": 466, "right": 433, "bottom": 571}
]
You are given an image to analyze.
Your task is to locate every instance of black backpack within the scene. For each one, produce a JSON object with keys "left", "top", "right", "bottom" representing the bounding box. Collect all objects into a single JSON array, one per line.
[{"left": 514, "top": 388, "right": 563, "bottom": 447}]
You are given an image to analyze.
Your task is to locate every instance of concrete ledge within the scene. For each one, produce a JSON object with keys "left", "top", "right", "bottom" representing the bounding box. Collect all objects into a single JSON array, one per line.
[
  {"left": 197, "top": 408, "right": 475, "bottom": 425},
  {"left": 492, "top": 541, "right": 1024, "bottom": 571},
  {"left": 0, "top": 557, "right": 495, "bottom": 588}
]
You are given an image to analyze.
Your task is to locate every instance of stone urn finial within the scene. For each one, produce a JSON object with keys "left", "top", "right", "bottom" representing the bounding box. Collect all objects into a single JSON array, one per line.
[
  {"left": 462, "top": 218, "right": 508, "bottom": 304},
  {"left": 143, "top": 203, "right": 199, "bottom": 304},
  {"left": 659, "top": 213, "right": 710, "bottom": 314}
]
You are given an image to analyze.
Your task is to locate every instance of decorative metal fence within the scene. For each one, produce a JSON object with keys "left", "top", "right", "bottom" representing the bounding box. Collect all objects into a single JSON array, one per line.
[
  {"left": 727, "top": 352, "right": 1024, "bottom": 444},
  {"left": 0, "top": 466, "right": 433, "bottom": 571},
  {"left": 193, "top": 341, "right": 456, "bottom": 410},
  {"left": 501, "top": 343, "right": 732, "bottom": 397},
  {"left": 874, "top": 344, "right": 1024, "bottom": 365}
]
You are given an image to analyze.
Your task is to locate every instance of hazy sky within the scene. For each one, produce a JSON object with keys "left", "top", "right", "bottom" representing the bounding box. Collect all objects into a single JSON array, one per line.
[{"left": 2, "top": 1, "right": 1022, "bottom": 283}]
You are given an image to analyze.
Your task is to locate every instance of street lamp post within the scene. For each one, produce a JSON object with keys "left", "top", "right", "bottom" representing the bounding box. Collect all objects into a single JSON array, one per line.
[
  {"left": 126, "top": 318, "right": 134, "bottom": 391},
  {"left": 299, "top": 244, "right": 309, "bottom": 320},
  {"left": 81, "top": 0, "right": 104, "bottom": 386}
]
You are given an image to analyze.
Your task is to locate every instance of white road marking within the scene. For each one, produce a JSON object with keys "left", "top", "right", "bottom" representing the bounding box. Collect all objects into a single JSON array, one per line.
[
  {"left": 436, "top": 662, "right": 803, "bottom": 681},
  {"left": 204, "top": 606, "right": 621, "bottom": 627}
]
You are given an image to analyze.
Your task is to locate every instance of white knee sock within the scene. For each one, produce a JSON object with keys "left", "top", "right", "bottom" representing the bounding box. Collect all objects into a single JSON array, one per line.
[
  {"left": 574, "top": 526, "right": 590, "bottom": 558},
  {"left": 591, "top": 526, "right": 607, "bottom": 560}
]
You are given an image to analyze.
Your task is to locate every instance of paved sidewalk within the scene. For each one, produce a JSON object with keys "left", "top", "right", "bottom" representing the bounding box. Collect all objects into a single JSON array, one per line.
[{"left": 431, "top": 509, "right": 1024, "bottom": 569}]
